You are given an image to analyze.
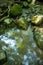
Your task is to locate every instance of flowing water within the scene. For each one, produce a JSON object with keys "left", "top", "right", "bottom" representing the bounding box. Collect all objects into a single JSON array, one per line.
[{"left": 0, "top": 26, "right": 43, "bottom": 65}]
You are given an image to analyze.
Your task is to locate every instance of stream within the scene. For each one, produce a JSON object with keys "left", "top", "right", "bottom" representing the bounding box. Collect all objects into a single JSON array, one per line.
[{"left": 0, "top": 26, "right": 43, "bottom": 65}]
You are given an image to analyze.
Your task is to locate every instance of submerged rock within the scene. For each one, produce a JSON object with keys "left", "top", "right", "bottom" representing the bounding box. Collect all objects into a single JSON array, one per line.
[
  {"left": 33, "top": 27, "right": 43, "bottom": 50},
  {"left": 16, "top": 17, "right": 28, "bottom": 30},
  {"left": 31, "top": 15, "right": 43, "bottom": 25},
  {"left": 10, "top": 4, "right": 22, "bottom": 16},
  {"left": 0, "top": 50, "right": 7, "bottom": 65}
]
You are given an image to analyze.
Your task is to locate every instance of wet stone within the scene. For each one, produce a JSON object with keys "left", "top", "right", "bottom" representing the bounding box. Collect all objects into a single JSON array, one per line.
[
  {"left": 31, "top": 15, "right": 43, "bottom": 25},
  {"left": 33, "top": 27, "right": 43, "bottom": 50},
  {"left": 16, "top": 17, "right": 28, "bottom": 30},
  {"left": 4, "top": 18, "right": 13, "bottom": 25}
]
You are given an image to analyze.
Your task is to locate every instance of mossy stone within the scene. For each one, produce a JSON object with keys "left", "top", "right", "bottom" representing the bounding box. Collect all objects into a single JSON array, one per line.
[
  {"left": 33, "top": 27, "right": 43, "bottom": 50},
  {"left": 16, "top": 17, "right": 28, "bottom": 30},
  {"left": 10, "top": 4, "right": 22, "bottom": 16}
]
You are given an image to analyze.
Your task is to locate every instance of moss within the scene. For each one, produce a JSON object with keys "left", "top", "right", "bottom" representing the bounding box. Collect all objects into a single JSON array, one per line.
[
  {"left": 33, "top": 27, "right": 43, "bottom": 50},
  {"left": 10, "top": 4, "right": 22, "bottom": 16}
]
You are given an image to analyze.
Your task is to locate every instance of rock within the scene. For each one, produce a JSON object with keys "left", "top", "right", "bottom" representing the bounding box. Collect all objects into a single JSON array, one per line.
[
  {"left": 23, "top": 1, "right": 29, "bottom": 8},
  {"left": 16, "top": 17, "right": 28, "bottom": 30},
  {"left": 0, "top": 50, "right": 7, "bottom": 65},
  {"left": 31, "top": 15, "right": 43, "bottom": 25},
  {"left": 4, "top": 18, "right": 12, "bottom": 24},
  {"left": 33, "top": 27, "right": 43, "bottom": 50},
  {"left": 10, "top": 4, "right": 22, "bottom": 16}
]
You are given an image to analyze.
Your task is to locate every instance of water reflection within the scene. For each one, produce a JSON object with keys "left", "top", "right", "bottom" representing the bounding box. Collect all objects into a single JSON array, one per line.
[{"left": 0, "top": 26, "right": 43, "bottom": 65}]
